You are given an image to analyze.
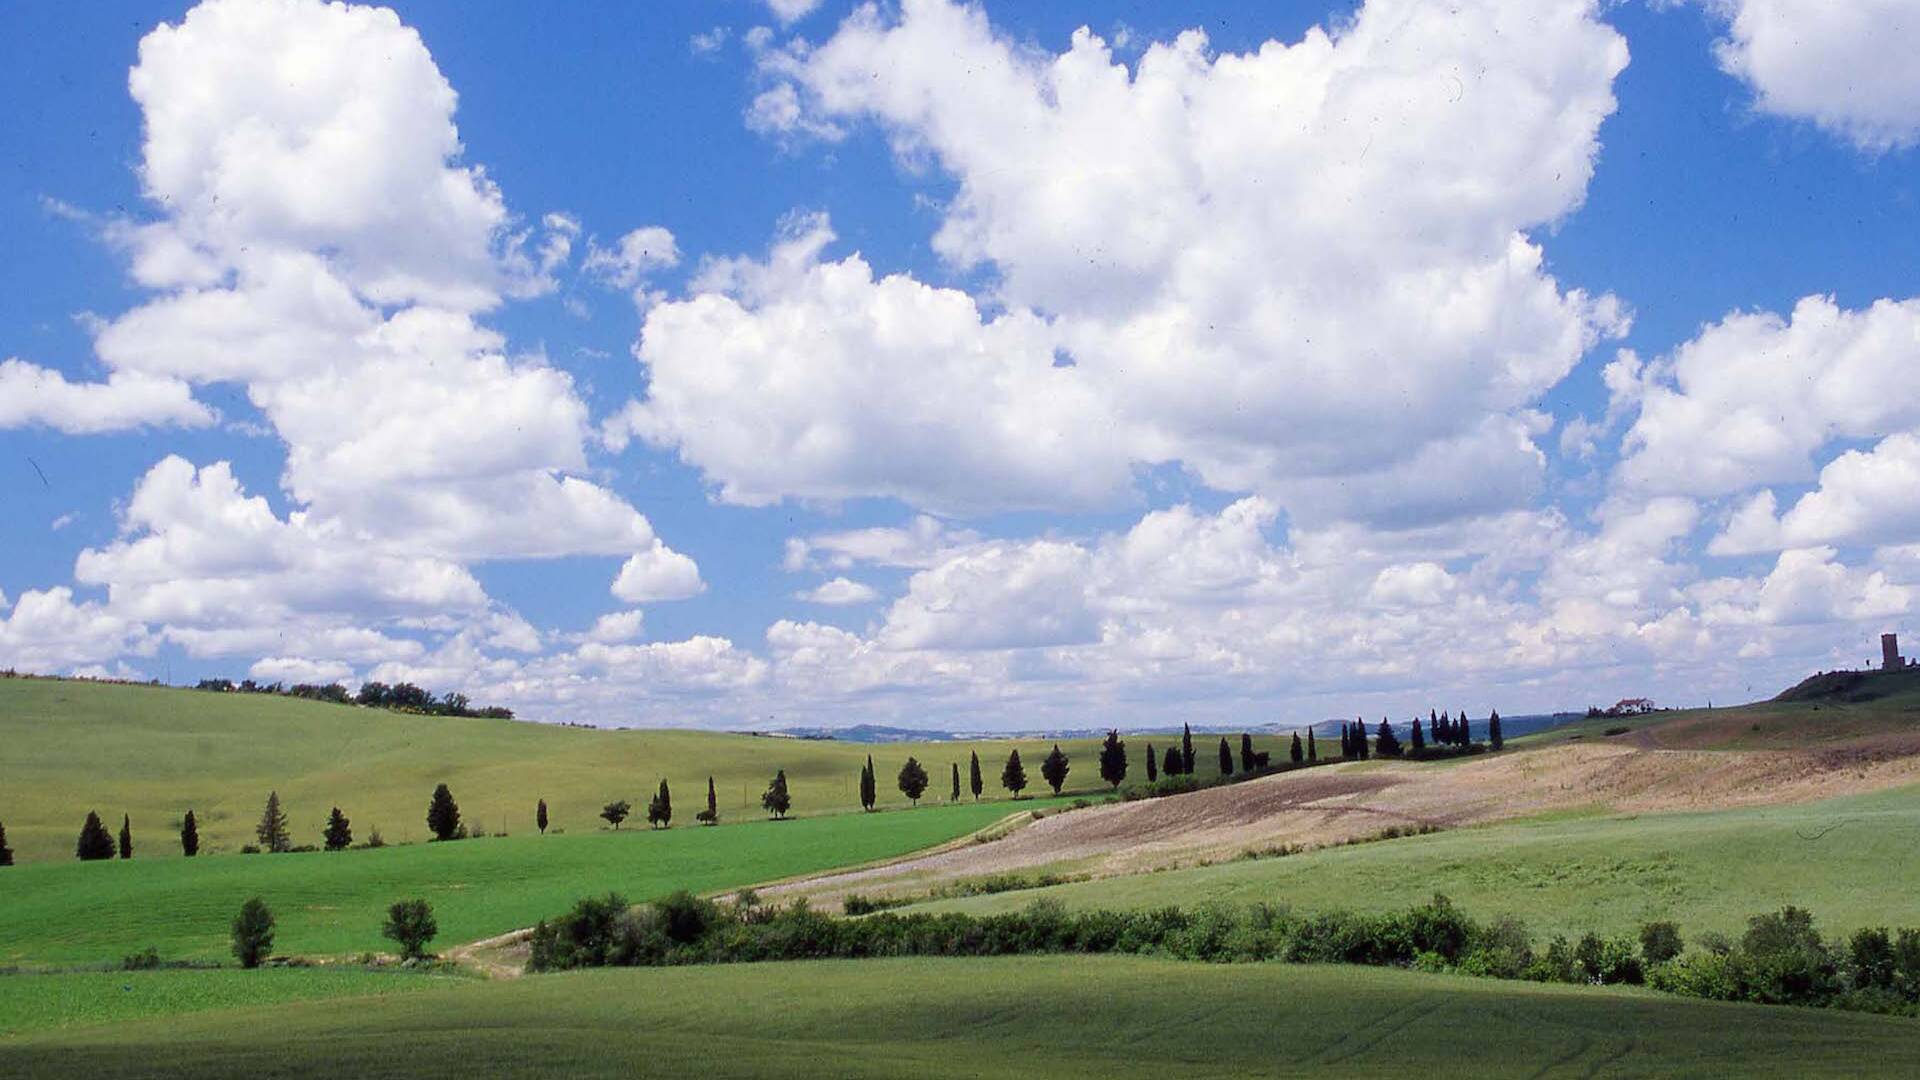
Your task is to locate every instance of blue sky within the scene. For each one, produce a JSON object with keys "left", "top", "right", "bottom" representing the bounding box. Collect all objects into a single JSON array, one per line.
[{"left": 3, "top": 0, "right": 1920, "bottom": 729}]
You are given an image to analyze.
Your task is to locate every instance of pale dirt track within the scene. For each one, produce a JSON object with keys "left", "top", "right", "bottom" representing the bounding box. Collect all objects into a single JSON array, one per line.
[{"left": 761, "top": 734, "right": 1920, "bottom": 909}]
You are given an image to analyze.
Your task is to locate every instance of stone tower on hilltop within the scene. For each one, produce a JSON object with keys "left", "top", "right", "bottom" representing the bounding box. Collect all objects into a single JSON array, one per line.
[{"left": 1883, "top": 633, "right": 1903, "bottom": 672}]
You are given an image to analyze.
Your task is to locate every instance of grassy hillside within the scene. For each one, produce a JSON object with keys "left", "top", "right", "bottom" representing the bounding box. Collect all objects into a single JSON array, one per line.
[
  {"left": 0, "top": 967, "right": 455, "bottom": 1039},
  {"left": 1517, "top": 690, "right": 1920, "bottom": 751},
  {"left": 0, "top": 794, "right": 1083, "bottom": 965},
  {"left": 4, "top": 957, "right": 1917, "bottom": 1078},
  {"left": 922, "top": 784, "right": 1920, "bottom": 940},
  {"left": 0, "top": 678, "right": 1266, "bottom": 862}
]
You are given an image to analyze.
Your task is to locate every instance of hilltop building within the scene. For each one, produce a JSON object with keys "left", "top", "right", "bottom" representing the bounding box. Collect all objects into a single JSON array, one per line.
[{"left": 1883, "top": 633, "right": 1909, "bottom": 671}]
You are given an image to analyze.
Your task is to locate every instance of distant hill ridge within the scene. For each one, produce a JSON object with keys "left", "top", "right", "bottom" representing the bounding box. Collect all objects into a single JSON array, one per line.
[{"left": 1774, "top": 666, "right": 1920, "bottom": 705}]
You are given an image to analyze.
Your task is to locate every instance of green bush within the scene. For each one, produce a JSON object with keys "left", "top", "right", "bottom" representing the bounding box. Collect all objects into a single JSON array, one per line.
[
  {"left": 1639, "top": 920, "right": 1684, "bottom": 966},
  {"left": 231, "top": 897, "right": 275, "bottom": 969},
  {"left": 382, "top": 898, "right": 438, "bottom": 961}
]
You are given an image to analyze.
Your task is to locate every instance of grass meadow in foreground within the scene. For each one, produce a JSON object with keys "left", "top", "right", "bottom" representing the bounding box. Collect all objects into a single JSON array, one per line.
[
  {"left": 0, "top": 967, "right": 458, "bottom": 1038},
  {"left": 923, "top": 784, "right": 1920, "bottom": 940},
  {"left": 0, "top": 796, "right": 1075, "bottom": 965},
  {"left": 2, "top": 956, "right": 1917, "bottom": 1078}
]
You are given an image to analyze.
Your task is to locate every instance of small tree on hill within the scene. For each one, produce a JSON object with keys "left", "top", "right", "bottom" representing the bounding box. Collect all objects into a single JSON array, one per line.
[
  {"left": 762, "top": 769, "right": 791, "bottom": 819},
  {"left": 1339, "top": 724, "right": 1352, "bottom": 758},
  {"left": 77, "top": 811, "right": 114, "bottom": 861},
  {"left": 1489, "top": 710, "right": 1504, "bottom": 751},
  {"left": 1040, "top": 744, "right": 1070, "bottom": 796},
  {"left": 383, "top": 898, "right": 438, "bottom": 961},
  {"left": 1411, "top": 718, "right": 1426, "bottom": 752},
  {"left": 1162, "top": 744, "right": 1181, "bottom": 778},
  {"left": 118, "top": 814, "right": 133, "bottom": 859},
  {"left": 1240, "top": 733, "right": 1256, "bottom": 773},
  {"left": 1307, "top": 728, "right": 1317, "bottom": 763},
  {"left": 1001, "top": 749, "right": 1028, "bottom": 797},
  {"left": 1457, "top": 713, "right": 1473, "bottom": 746},
  {"left": 1217, "top": 737, "right": 1233, "bottom": 776},
  {"left": 323, "top": 807, "right": 353, "bottom": 851},
  {"left": 1291, "top": 732, "right": 1304, "bottom": 763},
  {"left": 1145, "top": 742, "right": 1158, "bottom": 783},
  {"left": 181, "top": 810, "right": 199, "bottom": 857},
  {"left": 258, "top": 791, "right": 291, "bottom": 853},
  {"left": 648, "top": 780, "right": 673, "bottom": 829},
  {"left": 968, "top": 751, "right": 984, "bottom": 801},
  {"left": 1375, "top": 719, "right": 1402, "bottom": 757},
  {"left": 1099, "top": 730, "right": 1128, "bottom": 790},
  {"left": 1181, "top": 723, "right": 1196, "bottom": 774},
  {"left": 537, "top": 798, "right": 549, "bottom": 835},
  {"left": 0, "top": 821, "right": 13, "bottom": 867},
  {"left": 951, "top": 762, "right": 961, "bottom": 802},
  {"left": 698, "top": 777, "right": 719, "bottom": 825},
  {"left": 898, "top": 756, "right": 930, "bottom": 805},
  {"left": 426, "top": 783, "right": 461, "bottom": 841},
  {"left": 860, "top": 755, "right": 877, "bottom": 811},
  {"left": 232, "top": 897, "right": 275, "bottom": 968},
  {"left": 600, "top": 799, "right": 632, "bottom": 830}
]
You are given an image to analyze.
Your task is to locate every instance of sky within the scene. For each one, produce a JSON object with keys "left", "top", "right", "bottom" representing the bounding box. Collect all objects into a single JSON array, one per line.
[{"left": 3, "top": 0, "right": 1920, "bottom": 731}]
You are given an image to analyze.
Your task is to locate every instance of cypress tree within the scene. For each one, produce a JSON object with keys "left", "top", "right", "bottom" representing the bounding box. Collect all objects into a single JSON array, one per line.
[
  {"left": 1457, "top": 712, "right": 1473, "bottom": 746},
  {"left": 1355, "top": 720, "right": 1371, "bottom": 760},
  {"left": 860, "top": 755, "right": 877, "bottom": 811},
  {"left": 1040, "top": 744, "right": 1070, "bottom": 795},
  {"left": 537, "top": 798, "right": 549, "bottom": 835},
  {"left": 1411, "top": 718, "right": 1426, "bottom": 752},
  {"left": 118, "top": 814, "right": 133, "bottom": 859},
  {"left": 1098, "top": 730, "right": 1128, "bottom": 789},
  {"left": 1375, "top": 719, "right": 1402, "bottom": 757},
  {"left": 77, "top": 811, "right": 114, "bottom": 861},
  {"left": 968, "top": 751, "right": 984, "bottom": 801},
  {"left": 1290, "top": 732, "right": 1304, "bottom": 763},
  {"left": 647, "top": 779, "right": 672, "bottom": 828},
  {"left": 1307, "top": 727, "right": 1317, "bottom": 762},
  {"left": 762, "top": 769, "right": 791, "bottom": 818},
  {"left": 181, "top": 810, "right": 199, "bottom": 857},
  {"left": 258, "top": 790, "right": 291, "bottom": 853},
  {"left": 1162, "top": 743, "right": 1181, "bottom": 777},
  {"left": 1240, "top": 732, "right": 1256, "bottom": 773},
  {"left": 323, "top": 807, "right": 353, "bottom": 850},
  {"left": 1001, "top": 749, "right": 1028, "bottom": 797},
  {"left": 898, "top": 756, "right": 930, "bottom": 805},
  {"left": 1489, "top": 710, "right": 1504, "bottom": 751},
  {"left": 0, "top": 820, "right": 11, "bottom": 866},
  {"left": 951, "top": 762, "right": 961, "bottom": 801},
  {"left": 1339, "top": 724, "right": 1352, "bottom": 759},
  {"left": 1181, "top": 723, "right": 1195, "bottom": 774},
  {"left": 1145, "top": 742, "right": 1158, "bottom": 782},
  {"left": 426, "top": 783, "right": 461, "bottom": 841},
  {"left": 1217, "top": 737, "right": 1233, "bottom": 776},
  {"left": 701, "top": 776, "right": 719, "bottom": 824}
]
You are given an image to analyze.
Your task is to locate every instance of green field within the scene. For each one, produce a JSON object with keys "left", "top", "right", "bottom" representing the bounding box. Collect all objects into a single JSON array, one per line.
[
  {"left": 922, "top": 785, "right": 1920, "bottom": 940},
  {"left": 0, "top": 678, "right": 1265, "bottom": 862},
  {"left": 3, "top": 957, "right": 1916, "bottom": 1077},
  {"left": 0, "top": 795, "right": 1085, "bottom": 965},
  {"left": 0, "top": 967, "right": 457, "bottom": 1038}
]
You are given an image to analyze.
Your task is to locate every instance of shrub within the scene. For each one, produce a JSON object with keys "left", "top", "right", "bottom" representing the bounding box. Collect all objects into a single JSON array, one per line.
[
  {"left": 654, "top": 890, "right": 718, "bottom": 945},
  {"left": 323, "top": 807, "right": 353, "bottom": 852},
  {"left": 1737, "top": 906, "right": 1839, "bottom": 1005},
  {"left": 231, "top": 897, "right": 276, "bottom": 968},
  {"left": 1648, "top": 950, "right": 1740, "bottom": 1000},
  {"left": 76, "top": 811, "right": 115, "bottom": 861},
  {"left": 383, "top": 898, "right": 438, "bottom": 961},
  {"left": 528, "top": 894, "right": 633, "bottom": 972},
  {"left": 1640, "top": 920, "right": 1685, "bottom": 966},
  {"left": 121, "top": 947, "right": 162, "bottom": 971},
  {"left": 426, "top": 783, "right": 461, "bottom": 841},
  {"left": 364, "top": 827, "right": 386, "bottom": 849},
  {"left": 1574, "top": 932, "right": 1644, "bottom": 985}
]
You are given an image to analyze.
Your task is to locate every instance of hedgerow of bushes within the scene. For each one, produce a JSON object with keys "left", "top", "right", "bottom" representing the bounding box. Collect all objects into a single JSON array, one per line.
[{"left": 528, "top": 892, "right": 1920, "bottom": 1018}]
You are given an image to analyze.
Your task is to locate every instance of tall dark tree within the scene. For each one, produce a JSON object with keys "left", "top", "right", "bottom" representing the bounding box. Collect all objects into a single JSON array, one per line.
[
  {"left": 180, "top": 810, "right": 199, "bottom": 857},
  {"left": 1456, "top": 712, "right": 1473, "bottom": 746},
  {"left": 860, "top": 755, "right": 877, "bottom": 811},
  {"left": 426, "top": 783, "right": 461, "bottom": 841},
  {"left": 1355, "top": 720, "right": 1372, "bottom": 760},
  {"left": 600, "top": 799, "right": 632, "bottom": 830},
  {"left": 1411, "top": 718, "right": 1426, "bottom": 752},
  {"left": 1339, "top": 723, "right": 1352, "bottom": 759},
  {"left": 1162, "top": 743, "right": 1181, "bottom": 777},
  {"left": 1001, "top": 749, "right": 1028, "bottom": 797},
  {"left": 1181, "top": 723, "right": 1196, "bottom": 774},
  {"left": 1290, "top": 732, "right": 1304, "bottom": 763},
  {"left": 231, "top": 897, "right": 275, "bottom": 968},
  {"left": 77, "top": 811, "right": 115, "bottom": 861},
  {"left": 323, "top": 807, "right": 353, "bottom": 851},
  {"left": 700, "top": 777, "right": 719, "bottom": 825},
  {"left": 1489, "top": 710, "right": 1504, "bottom": 751},
  {"left": 1375, "top": 719, "right": 1402, "bottom": 757},
  {"left": 1218, "top": 737, "right": 1234, "bottom": 776},
  {"left": 762, "top": 769, "right": 792, "bottom": 819},
  {"left": 951, "top": 762, "right": 961, "bottom": 802},
  {"left": 1307, "top": 728, "right": 1317, "bottom": 763},
  {"left": 968, "top": 751, "right": 984, "bottom": 801},
  {"left": 0, "top": 820, "right": 12, "bottom": 867},
  {"left": 898, "top": 756, "right": 930, "bottom": 805},
  {"left": 537, "top": 798, "right": 549, "bottom": 835},
  {"left": 1099, "top": 730, "right": 1128, "bottom": 790},
  {"left": 118, "top": 814, "right": 134, "bottom": 860},
  {"left": 258, "top": 790, "right": 291, "bottom": 853},
  {"left": 1145, "top": 742, "right": 1159, "bottom": 782},
  {"left": 647, "top": 779, "right": 673, "bottom": 829},
  {"left": 1040, "top": 744, "right": 1071, "bottom": 796},
  {"left": 1240, "top": 733, "right": 1256, "bottom": 773}
]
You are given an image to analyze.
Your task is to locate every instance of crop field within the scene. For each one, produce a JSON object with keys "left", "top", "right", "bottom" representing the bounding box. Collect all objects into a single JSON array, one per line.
[
  {"left": 0, "top": 967, "right": 458, "bottom": 1039},
  {"left": 0, "top": 678, "right": 1277, "bottom": 861},
  {"left": 0, "top": 793, "right": 1086, "bottom": 965},
  {"left": 3, "top": 957, "right": 1917, "bottom": 1078},
  {"left": 920, "top": 784, "right": 1920, "bottom": 940}
]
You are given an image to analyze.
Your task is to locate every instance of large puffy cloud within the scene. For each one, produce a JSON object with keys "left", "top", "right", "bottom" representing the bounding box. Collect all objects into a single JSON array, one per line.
[
  {"left": 1703, "top": 0, "right": 1920, "bottom": 152},
  {"left": 0, "top": 359, "right": 213, "bottom": 434},
  {"left": 635, "top": 0, "right": 1628, "bottom": 524},
  {"left": 611, "top": 540, "right": 707, "bottom": 603},
  {"left": 1712, "top": 434, "right": 1920, "bottom": 555},
  {"left": 0, "top": 588, "right": 151, "bottom": 674}
]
